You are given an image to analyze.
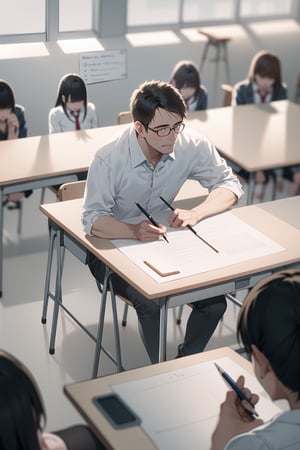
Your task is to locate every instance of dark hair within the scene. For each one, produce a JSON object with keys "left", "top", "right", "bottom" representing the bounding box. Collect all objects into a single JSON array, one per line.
[
  {"left": 55, "top": 73, "right": 87, "bottom": 120},
  {"left": 130, "top": 80, "right": 186, "bottom": 128},
  {"left": 248, "top": 51, "right": 283, "bottom": 97},
  {"left": 237, "top": 270, "right": 300, "bottom": 397},
  {"left": 169, "top": 60, "right": 201, "bottom": 96},
  {"left": 0, "top": 351, "right": 46, "bottom": 450},
  {"left": 0, "top": 80, "right": 15, "bottom": 112}
]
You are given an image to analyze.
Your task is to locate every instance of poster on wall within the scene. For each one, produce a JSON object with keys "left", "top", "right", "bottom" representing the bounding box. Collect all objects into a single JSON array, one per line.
[{"left": 79, "top": 49, "right": 127, "bottom": 85}]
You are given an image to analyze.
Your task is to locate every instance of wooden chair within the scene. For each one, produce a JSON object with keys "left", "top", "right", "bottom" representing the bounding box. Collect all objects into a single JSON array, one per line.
[
  {"left": 117, "top": 111, "right": 133, "bottom": 125},
  {"left": 220, "top": 83, "right": 233, "bottom": 106}
]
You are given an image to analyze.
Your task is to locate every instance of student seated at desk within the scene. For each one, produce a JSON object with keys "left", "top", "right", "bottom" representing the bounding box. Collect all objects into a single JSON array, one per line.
[
  {"left": 169, "top": 60, "right": 207, "bottom": 111},
  {"left": 0, "top": 350, "right": 106, "bottom": 450},
  {"left": 82, "top": 80, "right": 243, "bottom": 364},
  {"left": 231, "top": 51, "right": 288, "bottom": 191},
  {"left": 0, "top": 80, "right": 32, "bottom": 205},
  {"left": 211, "top": 269, "right": 300, "bottom": 450},
  {"left": 48, "top": 73, "right": 99, "bottom": 189}
]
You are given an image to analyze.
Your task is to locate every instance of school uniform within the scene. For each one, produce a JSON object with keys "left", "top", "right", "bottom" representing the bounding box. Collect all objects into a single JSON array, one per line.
[
  {"left": 231, "top": 80, "right": 287, "bottom": 106},
  {"left": 186, "top": 85, "right": 208, "bottom": 111},
  {"left": 48, "top": 103, "right": 98, "bottom": 134}
]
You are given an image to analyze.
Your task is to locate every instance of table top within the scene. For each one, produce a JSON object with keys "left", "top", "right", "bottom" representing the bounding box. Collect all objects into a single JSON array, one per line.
[
  {"left": 63, "top": 347, "right": 254, "bottom": 450},
  {"left": 258, "top": 196, "right": 300, "bottom": 230},
  {"left": 0, "top": 125, "right": 125, "bottom": 186},
  {"left": 40, "top": 197, "right": 300, "bottom": 299},
  {"left": 187, "top": 100, "right": 300, "bottom": 172}
]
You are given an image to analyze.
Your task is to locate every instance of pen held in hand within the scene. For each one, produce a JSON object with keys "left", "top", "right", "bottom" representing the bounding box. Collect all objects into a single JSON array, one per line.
[
  {"left": 135, "top": 202, "right": 169, "bottom": 243},
  {"left": 159, "top": 196, "right": 219, "bottom": 253},
  {"left": 214, "top": 363, "right": 259, "bottom": 419}
]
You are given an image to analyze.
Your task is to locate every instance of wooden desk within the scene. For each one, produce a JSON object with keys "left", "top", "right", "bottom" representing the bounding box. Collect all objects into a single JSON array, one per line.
[
  {"left": 0, "top": 125, "right": 124, "bottom": 296},
  {"left": 64, "top": 347, "right": 275, "bottom": 450},
  {"left": 187, "top": 100, "right": 300, "bottom": 204},
  {"left": 40, "top": 198, "right": 300, "bottom": 373},
  {"left": 258, "top": 196, "right": 300, "bottom": 230}
]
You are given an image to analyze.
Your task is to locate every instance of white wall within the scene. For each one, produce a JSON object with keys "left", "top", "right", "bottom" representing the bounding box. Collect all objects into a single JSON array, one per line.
[{"left": 1, "top": 20, "right": 299, "bottom": 137}]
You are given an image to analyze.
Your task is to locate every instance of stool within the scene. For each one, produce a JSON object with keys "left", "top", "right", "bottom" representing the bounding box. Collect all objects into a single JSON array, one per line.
[{"left": 198, "top": 29, "right": 231, "bottom": 81}]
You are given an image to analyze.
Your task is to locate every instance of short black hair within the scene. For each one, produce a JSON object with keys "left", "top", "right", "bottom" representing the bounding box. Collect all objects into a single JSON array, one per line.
[
  {"left": 130, "top": 80, "right": 186, "bottom": 127},
  {"left": 169, "top": 60, "right": 201, "bottom": 94},
  {"left": 237, "top": 270, "right": 300, "bottom": 397},
  {"left": 248, "top": 50, "right": 283, "bottom": 97}
]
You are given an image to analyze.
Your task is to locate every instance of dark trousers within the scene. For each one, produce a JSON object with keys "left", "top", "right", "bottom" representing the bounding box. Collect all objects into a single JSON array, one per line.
[{"left": 88, "top": 252, "right": 227, "bottom": 364}]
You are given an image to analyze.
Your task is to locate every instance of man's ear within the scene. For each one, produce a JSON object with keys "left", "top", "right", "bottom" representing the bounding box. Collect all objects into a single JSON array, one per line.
[
  {"left": 251, "top": 344, "right": 271, "bottom": 379},
  {"left": 135, "top": 120, "right": 145, "bottom": 136}
]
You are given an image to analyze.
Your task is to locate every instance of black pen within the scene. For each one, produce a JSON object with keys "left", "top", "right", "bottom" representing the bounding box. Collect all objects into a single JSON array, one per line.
[
  {"left": 135, "top": 202, "right": 169, "bottom": 243},
  {"left": 159, "top": 196, "right": 219, "bottom": 253},
  {"left": 215, "top": 363, "right": 259, "bottom": 419}
]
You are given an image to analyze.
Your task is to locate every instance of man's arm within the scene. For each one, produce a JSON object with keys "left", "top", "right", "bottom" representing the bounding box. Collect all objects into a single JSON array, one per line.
[
  {"left": 168, "top": 187, "right": 237, "bottom": 229},
  {"left": 91, "top": 215, "right": 167, "bottom": 242}
]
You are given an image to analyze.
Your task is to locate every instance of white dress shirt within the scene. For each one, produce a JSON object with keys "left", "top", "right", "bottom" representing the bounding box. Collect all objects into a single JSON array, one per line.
[
  {"left": 48, "top": 103, "right": 98, "bottom": 133},
  {"left": 82, "top": 124, "right": 243, "bottom": 235}
]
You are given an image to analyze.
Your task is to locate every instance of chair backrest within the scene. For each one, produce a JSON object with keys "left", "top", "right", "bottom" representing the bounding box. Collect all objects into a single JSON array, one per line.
[
  {"left": 117, "top": 111, "right": 133, "bottom": 125},
  {"left": 58, "top": 180, "right": 86, "bottom": 202},
  {"left": 220, "top": 83, "right": 233, "bottom": 106}
]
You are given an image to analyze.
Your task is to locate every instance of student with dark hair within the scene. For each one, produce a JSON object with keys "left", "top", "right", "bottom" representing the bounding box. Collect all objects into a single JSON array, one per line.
[
  {"left": 0, "top": 80, "right": 32, "bottom": 204},
  {"left": 82, "top": 80, "right": 243, "bottom": 364},
  {"left": 231, "top": 51, "right": 287, "bottom": 189},
  {"left": 231, "top": 50, "right": 287, "bottom": 106},
  {"left": 49, "top": 73, "right": 98, "bottom": 134},
  {"left": 0, "top": 350, "right": 105, "bottom": 450},
  {"left": 211, "top": 269, "right": 300, "bottom": 450},
  {"left": 169, "top": 60, "right": 207, "bottom": 111}
]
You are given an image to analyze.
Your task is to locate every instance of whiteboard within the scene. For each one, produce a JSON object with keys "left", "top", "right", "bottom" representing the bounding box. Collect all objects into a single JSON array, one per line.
[{"left": 79, "top": 49, "right": 127, "bottom": 85}]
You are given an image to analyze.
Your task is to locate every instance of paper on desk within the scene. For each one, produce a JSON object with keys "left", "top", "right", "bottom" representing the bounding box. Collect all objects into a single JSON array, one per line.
[
  {"left": 112, "top": 357, "right": 283, "bottom": 450},
  {"left": 111, "top": 211, "right": 284, "bottom": 282}
]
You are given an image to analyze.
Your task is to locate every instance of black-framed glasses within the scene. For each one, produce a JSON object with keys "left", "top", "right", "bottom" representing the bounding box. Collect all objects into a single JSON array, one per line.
[{"left": 145, "top": 122, "right": 185, "bottom": 137}]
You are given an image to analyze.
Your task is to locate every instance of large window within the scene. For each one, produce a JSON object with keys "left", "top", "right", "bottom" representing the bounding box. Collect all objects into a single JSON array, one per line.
[
  {"left": 0, "top": 0, "right": 297, "bottom": 43},
  {"left": 0, "top": 0, "right": 45, "bottom": 35},
  {"left": 59, "top": 0, "right": 93, "bottom": 32},
  {"left": 240, "top": 0, "right": 293, "bottom": 18}
]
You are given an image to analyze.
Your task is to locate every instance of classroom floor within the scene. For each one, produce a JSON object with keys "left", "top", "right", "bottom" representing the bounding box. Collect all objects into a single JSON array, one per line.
[{"left": 0, "top": 179, "right": 290, "bottom": 433}]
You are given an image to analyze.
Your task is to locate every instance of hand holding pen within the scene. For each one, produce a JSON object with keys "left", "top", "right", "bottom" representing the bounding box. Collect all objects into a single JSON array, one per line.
[
  {"left": 215, "top": 363, "right": 259, "bottom": 419},
  {"left": 160, "top": 196, "right": 218, "bottom": 253},
  {"left": 135, "top": 203, "right": 169, "bottom": 243}
]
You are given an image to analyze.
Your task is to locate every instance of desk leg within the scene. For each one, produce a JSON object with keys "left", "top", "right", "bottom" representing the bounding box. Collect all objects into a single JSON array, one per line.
[
  {"left": 49, "top": 229, "right": 63, "bottom": 354},
  {"left": 108, "top": 277, "right": 123, "bottom": 373},
  {"left": 42, "top": 225, "right": 57, "bottom": 323},
  {"left": 158, "top": 298, "right": 168, "bottom": 362},
  {"left": 247, "top": 172, "right": 256, "bottom": 204},
  {"left": 93, "top": 267, "right": 111, "bottom": 378},
  {"left": 0, "top": 189, "right": 3, "bottom": 297}
]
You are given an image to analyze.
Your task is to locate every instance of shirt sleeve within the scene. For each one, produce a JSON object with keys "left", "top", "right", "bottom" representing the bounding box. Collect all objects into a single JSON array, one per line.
[
  {"left": 225, "top": 433, "right": 269, "bottom": 450},
  {"left": 82, "top": 153, "right": 115, "bottom": 235},
  {"left": 49, "top": 108, "right": 61, "bottom": 134},
  {"left": 88, "top": 103, "right": 99, "bottom": 128}
]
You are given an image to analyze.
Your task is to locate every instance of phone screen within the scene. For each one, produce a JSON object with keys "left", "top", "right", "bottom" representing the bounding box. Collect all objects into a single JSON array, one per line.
[{"left": 93, "top": 394, "right": 141, "bottom": 429}]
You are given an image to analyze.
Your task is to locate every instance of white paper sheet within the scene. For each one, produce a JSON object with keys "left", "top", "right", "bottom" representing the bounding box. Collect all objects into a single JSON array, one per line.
[
  {"left": 112, "top": 357, "right": 283, "bottom": 450},
  {"left": 111, "top": 211, "right": 284, "bottom": 283}
]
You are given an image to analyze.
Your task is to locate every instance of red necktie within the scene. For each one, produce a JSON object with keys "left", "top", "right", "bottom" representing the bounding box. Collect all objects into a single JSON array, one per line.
[
  {"left": 72, "top": 111, "right": 80, "bottom": 130},
  {"left": 259, "top": 91, "right": 267, "bottom": 103}
]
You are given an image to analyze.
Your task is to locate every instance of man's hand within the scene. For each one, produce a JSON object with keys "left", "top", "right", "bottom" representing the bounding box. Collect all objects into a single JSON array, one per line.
[
  {"left": 167, "top": 208, "right": 199, "bottom": 229},
  {"left": 211, "top": 375, "right": 263, "bottom": 450},
  {"left": 7, "top": 112, "right": 19, "bottom": 139},
  {"left": 133, "top": 220, "right": 167, "bottom": 242}
]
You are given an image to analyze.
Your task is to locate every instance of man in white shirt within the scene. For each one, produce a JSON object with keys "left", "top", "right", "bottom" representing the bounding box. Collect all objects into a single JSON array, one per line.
[{"left": 82, "top": 80, "right": 243, "bottom": 363}]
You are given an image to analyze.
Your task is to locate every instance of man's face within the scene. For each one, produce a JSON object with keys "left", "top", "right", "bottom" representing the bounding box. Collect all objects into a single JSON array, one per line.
[{"left": 141, "top": 108, "right": 183, "bottom": 155}]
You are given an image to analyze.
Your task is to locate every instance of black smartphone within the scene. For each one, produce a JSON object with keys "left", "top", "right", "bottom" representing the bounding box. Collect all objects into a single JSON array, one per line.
[{"left": 93, "top": 393, "right": 141, "bottom": 429}]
